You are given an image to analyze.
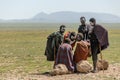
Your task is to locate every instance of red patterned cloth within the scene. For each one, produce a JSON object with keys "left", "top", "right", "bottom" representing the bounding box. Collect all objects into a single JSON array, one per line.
[
  {"left": 74, "top": 41, "right": 90, "bottom": 63},
  {"left": 64, "top": 31, "right": 70, "bottom": 40},
  {"left": 64, "top": 31, "right": 76, "bottom": 49}
]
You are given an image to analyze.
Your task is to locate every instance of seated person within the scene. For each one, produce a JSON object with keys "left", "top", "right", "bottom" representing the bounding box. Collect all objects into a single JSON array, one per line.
[
  {"left": 64, "top": 31, "right": 76, "bottom": 49},
  {"left": 73, "top": 33, "right": 90, "bottom": 64},
  {"left": 54, "top": 38, "right": 75, "bottom": 72}
]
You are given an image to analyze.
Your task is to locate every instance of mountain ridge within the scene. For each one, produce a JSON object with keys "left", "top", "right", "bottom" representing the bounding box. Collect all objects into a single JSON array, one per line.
[{"left": 1, "top": 11, "right": 120, "bottom": 23}]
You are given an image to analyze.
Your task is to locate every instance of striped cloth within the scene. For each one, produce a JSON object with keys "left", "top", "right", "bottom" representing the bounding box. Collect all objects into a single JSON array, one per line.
[{"left": 54, "top": 43, "right": 75, "bottom": 72}]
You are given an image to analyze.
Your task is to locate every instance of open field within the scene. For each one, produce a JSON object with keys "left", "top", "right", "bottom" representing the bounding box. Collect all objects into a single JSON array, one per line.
[{"left": 0, "top": 23, "right": 120, "bottom": 80}]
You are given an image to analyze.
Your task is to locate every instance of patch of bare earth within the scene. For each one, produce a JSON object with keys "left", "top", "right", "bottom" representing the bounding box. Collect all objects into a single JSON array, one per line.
[{"left": 0, "top": 63, "right": 120, "bottom": 80}]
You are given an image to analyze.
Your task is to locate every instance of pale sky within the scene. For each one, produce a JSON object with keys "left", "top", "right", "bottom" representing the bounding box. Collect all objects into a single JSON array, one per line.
[{"left": 0, "top": 0, "right": 120, "bottom": 20}]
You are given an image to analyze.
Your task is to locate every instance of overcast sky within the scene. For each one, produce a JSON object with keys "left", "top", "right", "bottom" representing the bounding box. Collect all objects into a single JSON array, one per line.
[{"left": 0, "top": 0, "right": 120, "bottom": 20}]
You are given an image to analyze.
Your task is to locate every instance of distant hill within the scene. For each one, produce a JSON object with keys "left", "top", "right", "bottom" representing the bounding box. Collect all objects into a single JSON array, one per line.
[
  {"left": 31, "top": 11, "right": 120, "bottom": 23},
  {"left": 1, "top": 11, "right": 120, "bottom": 23}
]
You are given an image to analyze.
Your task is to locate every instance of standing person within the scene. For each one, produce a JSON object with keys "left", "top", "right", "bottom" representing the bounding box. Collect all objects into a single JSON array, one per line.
[
  {"left": 78, "top": 17, "right": 90, "bottom": 41},
  {"left": 78, "top": 17, "right": 91, "bottom": 57},
  {"left": 45, "top": 25, "right": 66, "bottom": 61},
  {"left": 89, "top": 18, "right": 109, "bottom": 73},
  {"left": 54, "top": 38, "right": 75, "bottom": 72}
]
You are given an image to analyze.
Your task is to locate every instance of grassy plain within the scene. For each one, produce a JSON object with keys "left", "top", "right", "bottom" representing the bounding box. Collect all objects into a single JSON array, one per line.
[{"left": 0, "top": 22, "right": 119, "bottom": 74}]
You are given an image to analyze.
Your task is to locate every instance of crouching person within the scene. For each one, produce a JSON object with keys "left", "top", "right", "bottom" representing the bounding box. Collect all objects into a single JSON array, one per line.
[
  {"left": 52, "top": 38, "right": 75, "bottom": 75},
  {"left": 74, "top": 33, "right": 92, "bottom": 73},
  {"left": 74, "top": 33, "right": 90, "bottom": 63}
]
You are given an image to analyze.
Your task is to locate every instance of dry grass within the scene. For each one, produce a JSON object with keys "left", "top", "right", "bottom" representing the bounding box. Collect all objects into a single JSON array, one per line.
[{"left": 0, "top": 23, "right": 119, "bottom": 80}]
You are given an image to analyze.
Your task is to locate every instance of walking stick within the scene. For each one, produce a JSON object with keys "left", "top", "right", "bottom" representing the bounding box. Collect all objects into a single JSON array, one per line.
[
  {"left": 54, "top": 46, "right": 56, "bottom": 60},
  {"left": 99, "top": 44, "right": 104, "bottom": 73}
]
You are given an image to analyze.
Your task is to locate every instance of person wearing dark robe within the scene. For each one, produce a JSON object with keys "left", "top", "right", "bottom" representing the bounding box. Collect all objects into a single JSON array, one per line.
[
  {"left": 74, "top": 33, "right": 90, "bottom": 64},
  {"left": 89, "top": 18, "right": 109, "bottom": 73},
  {"left": 78, "top": 17, "right": 91, "bottom": 57},
  {"left": 45, "top": 25, "right": 66, "bottom": 61},
  {"left": 78, "top": 17, "right": 90, "bottom": 41},
  {"left": 54, "top": 38, "right": 75, "bottom": 72}
]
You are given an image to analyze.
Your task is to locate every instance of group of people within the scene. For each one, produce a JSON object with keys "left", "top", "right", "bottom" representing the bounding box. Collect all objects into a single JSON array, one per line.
[{"left": 45, "top": 17, "right": 109, "bottom": 73}]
